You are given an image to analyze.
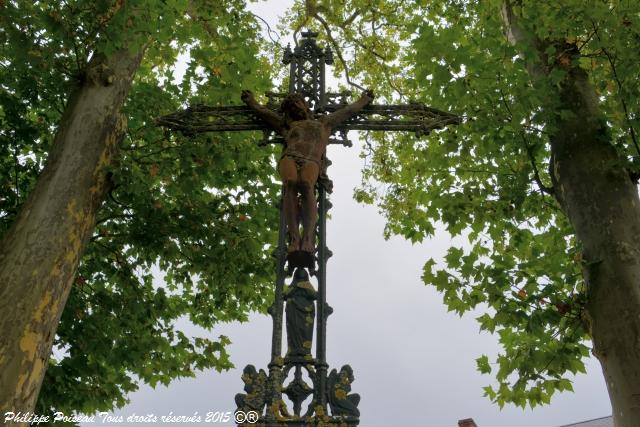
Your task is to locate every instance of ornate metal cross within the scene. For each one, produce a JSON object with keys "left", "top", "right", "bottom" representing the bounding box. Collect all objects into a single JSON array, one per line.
[{"left": 158, "top": 31, "right": 459, "bottom": 427}]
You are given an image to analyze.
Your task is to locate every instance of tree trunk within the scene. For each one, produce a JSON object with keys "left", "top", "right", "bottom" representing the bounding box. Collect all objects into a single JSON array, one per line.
[
  {"left": 550, "top": 64, "right": 640, "bottom": 427},
  {"left": 0, "top": 48, "right": 144, "bottom": 423},
  {"left": 501, "top": 3, "right": 640, "bottom": 426}
]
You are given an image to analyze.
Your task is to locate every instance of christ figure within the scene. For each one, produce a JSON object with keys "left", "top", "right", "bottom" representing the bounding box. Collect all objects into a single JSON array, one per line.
[{"left": 241, "top": 89, "right": 374, "bottom": 259}]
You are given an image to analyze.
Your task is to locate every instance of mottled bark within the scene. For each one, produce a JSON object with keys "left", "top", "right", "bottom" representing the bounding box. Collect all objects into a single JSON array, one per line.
[
  {"left": 0, "top": 48, "right": 144, "bottom": 422},
  {"left": 550, "top": 65, "right": 640, "bottom": 427},
  {"left": 501, "top": 2, "right": 640, "bottom": 426}
]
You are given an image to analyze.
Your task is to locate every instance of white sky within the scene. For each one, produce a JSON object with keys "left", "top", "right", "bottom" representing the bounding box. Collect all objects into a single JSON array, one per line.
[{"left": 86, "top": 1, "right": 612, "bottom": 426}]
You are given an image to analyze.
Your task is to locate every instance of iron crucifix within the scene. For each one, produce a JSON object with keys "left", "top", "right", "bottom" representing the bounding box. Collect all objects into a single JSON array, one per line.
[
  {"left": 157, "top": 31, "right": 459, "bottom": 271},
  {"left": 157, "top": 30, "right": 460, "bottom": 424}
]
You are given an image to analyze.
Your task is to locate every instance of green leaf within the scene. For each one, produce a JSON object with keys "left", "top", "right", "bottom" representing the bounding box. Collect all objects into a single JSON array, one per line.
[{"left": 476, "top": 355, "right": 492, "bottom": 374}]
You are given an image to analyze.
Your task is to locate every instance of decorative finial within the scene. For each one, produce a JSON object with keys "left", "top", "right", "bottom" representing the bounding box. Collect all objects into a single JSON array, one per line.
[
  {"left": 301, "top": 30, "right": 319, "bottom": 39},
  {"left": 282, "top": 43, "right": 293, "bottom": 64}
]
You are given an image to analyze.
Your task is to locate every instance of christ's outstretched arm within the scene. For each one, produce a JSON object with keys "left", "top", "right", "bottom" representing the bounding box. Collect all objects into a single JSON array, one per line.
[
  {"left": 241, "top": 90, "right": 285, "bottom": 134},
  {"left": 323, "top": 90, "right": 374, "bottom": 128}
]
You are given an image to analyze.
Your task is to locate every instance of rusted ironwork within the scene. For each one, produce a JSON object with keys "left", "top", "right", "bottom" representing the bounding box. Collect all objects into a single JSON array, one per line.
[
  {"left": 156, "top": 102, "right": 460, "bottom": 139},
  {"left": 159, "top": 30, "right": 460, "bottom": 427}
]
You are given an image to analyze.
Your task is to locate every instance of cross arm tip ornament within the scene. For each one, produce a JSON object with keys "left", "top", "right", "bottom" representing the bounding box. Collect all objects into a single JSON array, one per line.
[
  {"left": 154, "top": 98, "right": 282, "bottom": 137},
  {"left": 328, "top": 99, "right": 462, "bottom": 139}
]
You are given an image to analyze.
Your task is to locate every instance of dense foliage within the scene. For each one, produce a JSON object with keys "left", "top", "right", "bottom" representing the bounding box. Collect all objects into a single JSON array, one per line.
[
  {"left": 1, "top": 0, "right": 281, "bottom": 414},
  {"left": 284, "top": 0, "right": 640, "bottom": 408},
  {"left": 3, "top": 0, "right": 639, "bottom": 416}
]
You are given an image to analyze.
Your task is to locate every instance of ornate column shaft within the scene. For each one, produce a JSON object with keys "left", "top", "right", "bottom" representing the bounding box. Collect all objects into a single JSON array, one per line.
[{"left": 235, "top": 32, "right": 360, "bottom": 427}]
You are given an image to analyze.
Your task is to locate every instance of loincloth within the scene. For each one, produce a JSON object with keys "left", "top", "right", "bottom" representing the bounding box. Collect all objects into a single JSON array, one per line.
[
  {"left": 280, "top": 150, "right": 321, "bottom": 170},
  {"left": 280, "top": 151, "right": 333, "bottom": 193}
]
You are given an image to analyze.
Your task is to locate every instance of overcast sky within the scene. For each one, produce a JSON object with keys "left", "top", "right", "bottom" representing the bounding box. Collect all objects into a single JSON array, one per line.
[{"left": 87, "top": 1, "right": 612, "bottom": 426}]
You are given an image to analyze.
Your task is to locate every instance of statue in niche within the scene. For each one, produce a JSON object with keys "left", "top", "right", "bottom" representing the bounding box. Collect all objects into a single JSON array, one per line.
[
  {"left": 241, "top": 89, "right": 374, "bottom": 266},
  {"left": 235, "top": 364, "right": 267, "bottom": 413},
  {"left": 327, "top": 365, "right": 360, "bottom": 417},
  {"left": 284, "top": 268, "right": 317, "bottom": 357}
]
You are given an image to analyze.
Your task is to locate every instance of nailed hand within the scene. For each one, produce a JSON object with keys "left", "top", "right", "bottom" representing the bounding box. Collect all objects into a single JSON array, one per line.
[{"left": 241, "top": 89, "right": 255, "bottom": 104}]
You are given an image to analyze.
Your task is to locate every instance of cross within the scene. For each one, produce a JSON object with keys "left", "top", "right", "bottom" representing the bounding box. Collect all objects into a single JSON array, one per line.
[
  {"left": 158, "top": 30, "right": 459, "bottom": 271},
  {"left": 158, "top": 31, "right": 459, "bottom": 426}
]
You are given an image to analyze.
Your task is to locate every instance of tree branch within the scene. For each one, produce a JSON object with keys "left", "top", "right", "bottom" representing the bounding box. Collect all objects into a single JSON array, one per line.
[
  {"left": 249, "top": 12, "right": 280, "bottom": 45},
  {"left": 498, "top": 86, "right": 554, "bottom": 196},
  {"left": 341, "top": 10, "right": 361, "bottom": 27},
  {"left": 500, "top": 0, "right": 548, "bottom": 79},
  {"left": 312, "top": 12, "right": 366, "bottom": 91},
  {"left": 591, "top": 21, "right": 640, "bottom": 157},
  {"left": 521, "top": 134, "right": 554, "bottom": 196}
]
